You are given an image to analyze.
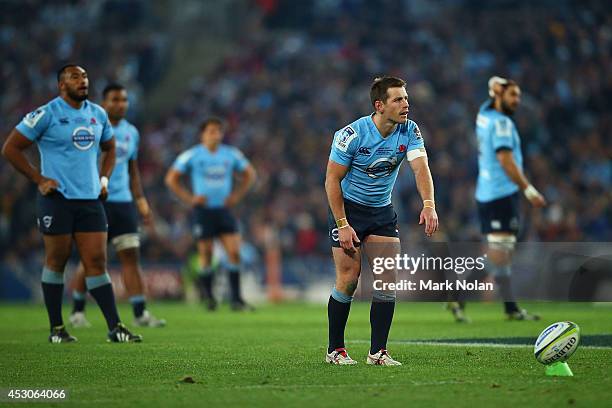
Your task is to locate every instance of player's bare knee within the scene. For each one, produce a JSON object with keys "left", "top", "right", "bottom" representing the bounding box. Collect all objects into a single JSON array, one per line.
[
  {"left": 82, "top": 252, "right": 106, "bottom": 274},
  {"left": 336, "top": 276, "right": 359, "bottom": 296},
  {"left": 227, "top": 251, "right": 240, "bottom": 265},
  {"left": 45, "top": 252, "right": 70, "bottom": 272},
  {"left": 45, "top": 259, "right": 68, "bottom": 273}
]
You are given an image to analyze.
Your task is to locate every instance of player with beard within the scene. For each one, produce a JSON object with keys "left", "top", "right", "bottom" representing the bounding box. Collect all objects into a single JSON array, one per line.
[
  {"left": 324, "top": 76, "right": 438, "bottom": 365},
  {"left": 68, "top": 83, "right": 165, "bottom": 328},
  {"left": 450, "top": 77, "right": 546, "bottom": 322},
  {"left": 1, "top": 65, "right": 142, "bottom": 343}
]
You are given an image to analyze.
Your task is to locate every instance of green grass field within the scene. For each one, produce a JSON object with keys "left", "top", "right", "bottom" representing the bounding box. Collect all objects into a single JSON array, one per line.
[{"left": 1, "top": 302, "right": 611, "bottom": 407}]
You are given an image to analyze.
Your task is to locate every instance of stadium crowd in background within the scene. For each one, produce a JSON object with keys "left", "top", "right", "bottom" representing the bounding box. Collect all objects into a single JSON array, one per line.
[{"left": 1, "top": 0, "right": 610, "bottom": 287}]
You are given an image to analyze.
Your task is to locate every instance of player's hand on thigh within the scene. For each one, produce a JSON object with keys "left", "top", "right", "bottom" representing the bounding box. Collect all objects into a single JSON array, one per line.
[
  {"left": 38, "top": 177, "right": 59, "bottom": 195},
  {"left": 338, "top": 226, "right": 360, "bottom": 253},
  {"left": 99, "top": 186, "right": 108, "bottom": 201},
  {"left": 191, "top": 195, "right": 206, "bottom": 207},
  {"left": 224, "top": 193, "right": 240, "bottom": 208},
  {"left": 419, "top": 207, "right": 439, "bottom": 237},
  {"left": 527, "top": 193, "right": 547, "bottom": 208}
]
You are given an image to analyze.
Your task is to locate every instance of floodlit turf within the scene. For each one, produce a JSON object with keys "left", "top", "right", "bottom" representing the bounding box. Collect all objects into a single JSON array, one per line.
[{"left": 1, "top": 302, "right": 611, "bottom": 407}]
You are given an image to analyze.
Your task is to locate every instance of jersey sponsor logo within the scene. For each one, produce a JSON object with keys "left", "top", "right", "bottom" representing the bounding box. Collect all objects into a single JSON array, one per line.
[
  {"left": 476, "top": 114, "right": 490, "bottom": 128},
  {"left": 365, "top": 157, "right": 398, "bottom": 178},
  {"left": 23, "top": 108, "right": 46, "bottom": 128},
  {"left": 335, "top": 126, "right": 357, "bottom": 152},
  {"left": 72, "top": 126, "right": 96, "bottom": 150},
  {"left": 357, "top": 147, "right": 371, "bottom": 155},
  {"left": 200, "top": 164, "right": 227, "bottom": 187},
  {"left": 494, "top": 118, "right": 512, "bottom": 137}
]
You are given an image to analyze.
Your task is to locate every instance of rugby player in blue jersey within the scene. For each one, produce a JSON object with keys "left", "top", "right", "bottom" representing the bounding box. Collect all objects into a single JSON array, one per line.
[
  {"left": 68, "top": 83, "right": 165, "bottom": 329},
  {"left": 2, "top": 65, "right": 142, "bottom": 342},
  {"left": 165, "top": 118, "right": 257, "bottom": 311},
  {"left": 450, "top": 77, "right": 545, "bottom": 323},
  {"left": 325, "top": 77, "right": 438, "bottom": 365}
]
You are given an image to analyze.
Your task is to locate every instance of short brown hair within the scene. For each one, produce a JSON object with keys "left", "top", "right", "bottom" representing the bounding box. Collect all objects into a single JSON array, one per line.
[
  {"left": 199, "top": 117, "right": 223, "bottom": 132},
  {"left": 370, "top": 76, "right": 406, "bottom": 108}
]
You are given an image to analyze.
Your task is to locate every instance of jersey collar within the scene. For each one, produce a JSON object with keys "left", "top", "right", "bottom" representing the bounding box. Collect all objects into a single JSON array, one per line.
[{"left": 56, "top": 96, "right": 89, "bottom": 111}]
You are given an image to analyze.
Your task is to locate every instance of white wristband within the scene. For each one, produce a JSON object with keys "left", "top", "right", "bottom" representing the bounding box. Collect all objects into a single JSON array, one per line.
[
  {"left": 100, "top": 176, "right": 109, "bottom": 189},
  {"left": 523, "top": 184, "right": 540, "bottom": 200}
]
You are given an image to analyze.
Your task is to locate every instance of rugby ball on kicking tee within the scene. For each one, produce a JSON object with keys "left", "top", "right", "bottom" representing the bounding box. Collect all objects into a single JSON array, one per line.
[{"left": 534, "top": 321, "right": 580, "bottom": 365}]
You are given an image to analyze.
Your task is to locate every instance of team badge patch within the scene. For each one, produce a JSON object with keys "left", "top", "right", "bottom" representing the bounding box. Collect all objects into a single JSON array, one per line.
[
  {"left": 335, "top": 126, "right": 357, "bottom": 152},
  {"left": 330, "top": 228, "right": 339, "bottom": 242},
  {"left": 414, "top": 125, "right": 423, "bottom": 140},
  {"left": 23, "top": 108, "right": 46, "bottom": 128},
  {"left": 495, "top": 118, "right": 512, "bottom": 137},
  {"left": 42, "top": 216, "right": 53, "bottom": 229}
]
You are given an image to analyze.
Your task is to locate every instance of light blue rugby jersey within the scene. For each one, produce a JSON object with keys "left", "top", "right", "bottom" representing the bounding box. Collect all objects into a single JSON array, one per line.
[
  {"left": 171, "top": 144, "right": 250, "bottom": 208},
  {"left": 329, "top": 115, "right": 425, "bottom": 207},
  {"left": 475, "top": 101, "right": 523, "bottom": 202},
  {"left": 106, "top": 119, "right": 140, "bottom": 202},
  {"left": 15, "top": 97, "right": 113, "bottom": 200}
]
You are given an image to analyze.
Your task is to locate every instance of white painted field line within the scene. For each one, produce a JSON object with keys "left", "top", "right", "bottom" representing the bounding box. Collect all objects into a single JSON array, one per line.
[{"left": 351, "top": 339, "right": 612, "bottom": 349}]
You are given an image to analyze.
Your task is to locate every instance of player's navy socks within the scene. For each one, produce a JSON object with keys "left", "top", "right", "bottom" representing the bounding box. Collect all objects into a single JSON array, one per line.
[
  {"left": 129, "top": 295, "right": 146, "bottom": 318},
  {"left": 41, "top": 267, "right": 65, "bottom": 329},
  {"left": 72, "top": 290, "right": 86, "bottom": 313},
  {"left": 493, "top": 273, "right": 519, "bottom": 313},
  {"left": 227, "top": 264, "right": 242, "bottom": 302},
  {"left": 503, "top": 301, "right": 520, "bottom": 314},
  {"left": 327, "top": 287, "right": 353, "bottom": 354},
  {"left": 370, "top": 293, "right": 396, "bottom": 354},
  {"left": 198, "top": 267, "right": 215, "bottom": 299},
  {"left": 197, "top": 267, "right": 215, "bottom": 299},
  {"left": 86, "top": 273, "right": 120, "bottom": 330}
]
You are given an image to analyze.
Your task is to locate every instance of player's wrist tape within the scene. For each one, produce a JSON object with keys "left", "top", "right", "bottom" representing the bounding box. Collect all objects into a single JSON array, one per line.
[
  {"left": 523, "top": 184, "right": 540, "bottom": 200},
  {"left": 100, "top": 176, "right": 109, "bottom": 189},
  {"left": 423, "top": 199, "right": 435, "bottom": 209},
  {"left": 336, "top": 217, "right": 349, "bottom": 229}
]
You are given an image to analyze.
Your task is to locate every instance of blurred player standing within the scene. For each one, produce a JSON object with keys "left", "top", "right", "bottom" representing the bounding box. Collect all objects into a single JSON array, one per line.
[
  {"left": 325, "top": 76, "right": 438, "bottom": 365},
  {"left": 450, "top": 77, "right": 545, "bottom": 322},
  {"left": 165, "top": 119, "right": 256, "bottom": 311},
  {"left": 1, "top": 65, "right": 142, "bottom": 342},
  {"left": 69, "top": 83, "right": 165, "bottom": 329}
]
